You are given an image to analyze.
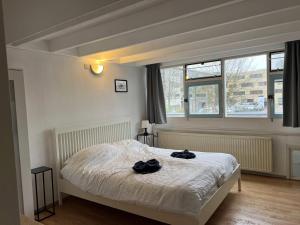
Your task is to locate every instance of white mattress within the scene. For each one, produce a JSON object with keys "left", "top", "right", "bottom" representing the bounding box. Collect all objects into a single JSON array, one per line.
[{"left": 61, "top": 139, "right": 238, "bottom": 216}]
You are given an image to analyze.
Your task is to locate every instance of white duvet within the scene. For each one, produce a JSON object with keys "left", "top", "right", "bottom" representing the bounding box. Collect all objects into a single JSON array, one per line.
[{"left": 61, "top": 139, "right": 238, "bottom": 216}]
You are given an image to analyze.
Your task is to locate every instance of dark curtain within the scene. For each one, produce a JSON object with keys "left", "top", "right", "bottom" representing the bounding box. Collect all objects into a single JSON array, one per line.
[
  {"left": 283, "top": 40, "right": 300, "bottom": 127},
  {"left": 146, "top": 64, "right": 167, "bottom": 124}
]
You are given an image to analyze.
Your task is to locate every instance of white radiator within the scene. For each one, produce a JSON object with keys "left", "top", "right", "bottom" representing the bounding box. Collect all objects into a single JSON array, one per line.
[{"left": 158, "top": 131, "right": 272, "bottom": 172}]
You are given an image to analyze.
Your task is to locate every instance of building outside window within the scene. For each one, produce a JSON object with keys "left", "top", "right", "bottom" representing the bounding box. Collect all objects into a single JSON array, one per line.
[
  {"left": 161, "top": 66, "right": 184, "bottom": 116},
  {"left": 274, "top": 80, "right": 283, "bottom": 114},
  {"left": 188, "top": 83, "right": 220, "bottom": 115},
  {"left": 269, "top": 74, "right": 283, "bottom": 117},
  {"left": 269, "top": 52, "right": 284, "bottom": 117},
  {"left": 225, "top": 54, "right": 268, "bottom": 118}
]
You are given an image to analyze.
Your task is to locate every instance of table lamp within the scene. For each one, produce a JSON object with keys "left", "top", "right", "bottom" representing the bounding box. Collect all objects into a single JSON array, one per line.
[{"left": 141, "top": 120, "right": 150, "bottom": 136}]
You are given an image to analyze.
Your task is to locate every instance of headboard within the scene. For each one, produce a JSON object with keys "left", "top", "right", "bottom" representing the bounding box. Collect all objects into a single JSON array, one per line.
[{"left": 54, "top": 119, "right": 132, "bottom": 170}]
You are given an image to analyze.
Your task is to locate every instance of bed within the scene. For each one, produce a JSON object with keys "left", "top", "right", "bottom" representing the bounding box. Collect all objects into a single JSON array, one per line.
[{"left": 54, "top": 119, "right": 241, "bottom": 225}]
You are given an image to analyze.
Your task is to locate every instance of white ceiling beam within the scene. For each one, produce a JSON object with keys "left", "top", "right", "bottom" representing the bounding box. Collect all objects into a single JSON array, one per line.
[
  {"left": 48, "top": 0, "right": 243, "bottom": 52},
  {"left": 119, "top": 20, "right": 300, "bottom": 64},
  {"left": 86, "top": 6, "right": 300, "bottom": 61},
  {"left": 76, "top": 0, "right": 300, "bottom": 57},
  {"left": 132, "top": 31, "right": 300, "bottom": 66},
  {"left": 10, "top": 0, "right": 157, "bottom": 46}
]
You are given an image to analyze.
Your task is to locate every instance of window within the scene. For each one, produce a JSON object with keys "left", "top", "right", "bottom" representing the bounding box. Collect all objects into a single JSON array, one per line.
[
  {"left": 161, "top": 66, "right": 184, "bottom": 116},
  {"left": 160, "top": 50, "right": 285, "bottom": 119},
  {"left": 237, "top": 75, "right": 245, "bottom": 79},
  {"left": 250, "top": 90, "right": 263, "bottom": 95},
  {"left": 258, "top": 81, "right": 267, "bottom": 86},
  {"left": 225, "top": 54, "right": 268, "bottom": 117},
  {"left": 270, "top": 52, "right": 285, "bottom": 72},
  {"left": 187, "top": 81, "right": 222, "bottom": 117},
  {"left": 269, "top": 74, "right": 283, "bottom": 117},
  {"left": 233, "top": 91, "right": 245, "bottom": 96},
  {"left": 186, "top": 60, "right": 221, "bottom": 80},
  {"left": 250, "top": 74, "right": 262, "bottom": 78},
  {"left": 241, "top": 82, "right": 254, "bottom": 87}
]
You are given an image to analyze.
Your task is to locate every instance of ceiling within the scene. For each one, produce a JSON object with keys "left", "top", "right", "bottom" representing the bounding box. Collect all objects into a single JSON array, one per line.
[{"left": 3, "top": 0, "right": 300, "bottom": 67}]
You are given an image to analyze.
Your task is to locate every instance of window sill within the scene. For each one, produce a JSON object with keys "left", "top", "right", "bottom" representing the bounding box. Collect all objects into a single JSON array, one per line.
[
  {"left": 225, "top": 115, "right": 282, "bottom": 119},
  {"left": 188, "top": 114, "right": 223, "bottom": 118},
  {"left": 167, "top": 116, "right": 283, "bottom": 120},
  {"left": 166, "top": 114, "right": 185, "bottom": 118}
]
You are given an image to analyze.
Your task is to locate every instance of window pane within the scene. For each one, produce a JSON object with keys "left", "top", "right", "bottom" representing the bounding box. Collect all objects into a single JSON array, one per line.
[
  {"left": 225, "top": 54, "right": 267, "bottom": 117},
  {"left": 161, "top": 66, "right": 184, "bottom": 116},
  {"left": 274, "top": 79, "right": 283, "bottom": 114},
  {"left": 188, "top": 84, "right": 219, "bottom": 115},
  {"left": 186, "top": 61, "right": 221, "bottom": 79},
  {"left": 271, "top": 52, "right": 284, "bottom": 71}
]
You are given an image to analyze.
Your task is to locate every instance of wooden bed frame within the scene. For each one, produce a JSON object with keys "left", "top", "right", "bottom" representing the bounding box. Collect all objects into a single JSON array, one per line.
[{"left": 54, "top": 119, "right": 241, "bottom": 225}]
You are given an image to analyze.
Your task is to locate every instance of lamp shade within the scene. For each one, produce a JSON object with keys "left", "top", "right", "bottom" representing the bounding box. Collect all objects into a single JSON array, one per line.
[
  {"left": 141, "top": 120, "right": 150, "bottom": 129},
  {"left": 90, "top": 64, "right": 104, "bottom": 75}
]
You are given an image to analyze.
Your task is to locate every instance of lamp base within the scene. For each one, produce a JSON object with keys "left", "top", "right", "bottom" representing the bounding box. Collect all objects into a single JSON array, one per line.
[{"left": 143, "top": 128, "right": 149, "bottom": 136}]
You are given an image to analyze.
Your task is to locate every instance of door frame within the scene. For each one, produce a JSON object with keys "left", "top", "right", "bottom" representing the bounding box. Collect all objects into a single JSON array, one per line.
[{"left": 9, "top": 69, "right": 34, "bottom": 218}]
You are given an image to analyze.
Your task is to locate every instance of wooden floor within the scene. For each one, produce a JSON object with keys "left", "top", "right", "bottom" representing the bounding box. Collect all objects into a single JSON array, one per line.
[
  {"left": 21, "top": 215, "right": 43, "bottom": 225},
  {"left": 43, "top": 175, "right": 300, "bottom": 225}
]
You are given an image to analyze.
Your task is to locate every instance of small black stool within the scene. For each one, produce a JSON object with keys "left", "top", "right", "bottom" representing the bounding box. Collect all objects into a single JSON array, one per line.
[{"left": 31, "top": 166, "right": 55, "bottom": 221}]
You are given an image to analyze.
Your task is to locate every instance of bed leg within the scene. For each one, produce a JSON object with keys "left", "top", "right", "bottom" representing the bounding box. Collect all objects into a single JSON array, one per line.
[{"left": 238, "top": 177, "right": 241, "bottom": 192}]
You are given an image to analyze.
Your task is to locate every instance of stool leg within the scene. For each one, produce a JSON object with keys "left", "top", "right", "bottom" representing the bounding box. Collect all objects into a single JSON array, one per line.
[
  {"left": 152, "top": 135, "right": 154, "bottom": 147},
  {"left": 51, "top": 169, "right": 55, "bottom": 213},
  {"left": 42, "top": 172, "right": 46, "bottom": 211},
  {"left": 34, "top": 174, "right": 39, "bottom": 221}
]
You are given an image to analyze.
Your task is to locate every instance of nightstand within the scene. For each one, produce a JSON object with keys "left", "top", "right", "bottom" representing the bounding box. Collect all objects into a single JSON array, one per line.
[
  {"left": 136, "top": 133, "right": 158, "bottom": 147},
  {"left": 31, "top": 166, "right": 55, "bottom": 221}
]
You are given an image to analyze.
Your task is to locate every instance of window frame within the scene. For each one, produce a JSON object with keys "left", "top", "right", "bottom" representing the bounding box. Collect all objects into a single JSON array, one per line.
[
  {"left": 268, "top": 73, "right": 283, "bottom": 118},
  {"left": 161, "top": 50, "right": 285, "bottom": 119},
  {"left": 185, "top": 59, "right": 222, "bottom": 80},
  {"left": 224, "top": 53, "right": 269, "bottom": 118},
  {"left": 186, "top": 78, "right": 223, "bottom": 118},
  {"left": 160, "top": 65, "right": 185, "bottom": 117}
]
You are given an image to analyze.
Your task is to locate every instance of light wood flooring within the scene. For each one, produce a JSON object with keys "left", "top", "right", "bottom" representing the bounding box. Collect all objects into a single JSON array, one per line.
[
  {"left": 43, "top": 175, "right": 300, "bottom": 225},
  {"left": 21, "top": 215, "right": 43, "bottom": 225}
]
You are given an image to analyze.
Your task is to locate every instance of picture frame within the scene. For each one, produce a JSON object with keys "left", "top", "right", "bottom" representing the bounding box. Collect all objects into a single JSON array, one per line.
[{"left": 115, "top": 79, "right": 128, "bottom": 92}]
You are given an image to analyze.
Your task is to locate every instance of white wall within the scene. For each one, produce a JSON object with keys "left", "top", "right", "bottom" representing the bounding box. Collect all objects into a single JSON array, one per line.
[
  {"left": 6, "top": 47, "right": 146, "bottom": 213},
  {"left": 7, "top": 47, "right": 146, "bottom": 168},
  {"left": 158, "top": 117, "right": 300, "bottom": 177}
]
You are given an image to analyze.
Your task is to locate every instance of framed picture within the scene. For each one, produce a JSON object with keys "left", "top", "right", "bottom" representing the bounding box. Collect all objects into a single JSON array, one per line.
[{"left": 115, "top": 79, "right": 128, "bottom": 92}]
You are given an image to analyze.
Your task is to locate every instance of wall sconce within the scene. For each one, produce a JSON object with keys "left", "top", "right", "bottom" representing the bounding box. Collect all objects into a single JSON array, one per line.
[{"left": 90, "top": 64, "right": 104, "bottom": 75}]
